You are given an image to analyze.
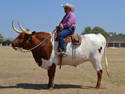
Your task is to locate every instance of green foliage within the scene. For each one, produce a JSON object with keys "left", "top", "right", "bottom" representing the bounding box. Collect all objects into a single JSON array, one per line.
[
  {"left": 118, "top": 33, "right": 124, "bottom": 36},
  {"left": 2, "top": 40, "right": 12, "bottom": 46},
  {"left": 81, "top": 26, "right": 109, "bottom": 40},
  {"left": 0, "top": 33, "right": 4, "bottom": 44},
  {"left": 81, "top": 26, "right": 92, "bottom": 34}
]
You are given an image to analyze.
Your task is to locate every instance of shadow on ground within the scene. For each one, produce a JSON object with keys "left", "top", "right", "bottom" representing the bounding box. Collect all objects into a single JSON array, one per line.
[{"left": 0, "top": 83, "right": 97, "bottom": 90}]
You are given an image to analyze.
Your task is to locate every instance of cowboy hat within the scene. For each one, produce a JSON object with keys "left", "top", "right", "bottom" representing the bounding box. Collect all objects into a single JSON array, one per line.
[{"left": 62, "top": 3, "right": 75, "bottom": 12}]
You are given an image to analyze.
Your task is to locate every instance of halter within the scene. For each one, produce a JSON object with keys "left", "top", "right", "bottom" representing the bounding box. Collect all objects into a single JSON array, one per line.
[{"left": 15, "top": 29, "right": 56, "bottom": 53}]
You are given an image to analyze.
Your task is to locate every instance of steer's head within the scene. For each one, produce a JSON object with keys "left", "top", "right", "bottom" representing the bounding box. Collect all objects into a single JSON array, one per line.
[{"left": 11, "top": 21, "right": 36, "bottom": 50}]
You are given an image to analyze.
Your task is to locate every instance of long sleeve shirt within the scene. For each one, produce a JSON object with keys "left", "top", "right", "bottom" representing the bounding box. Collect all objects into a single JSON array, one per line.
[{"left": 60, "top": 11, "right": 76, "bottom": 29}]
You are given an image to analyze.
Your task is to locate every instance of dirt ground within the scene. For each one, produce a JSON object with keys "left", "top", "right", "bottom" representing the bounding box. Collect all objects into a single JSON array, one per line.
[{"left": 0, "top": 46, "right": 125, "bottom": 94}]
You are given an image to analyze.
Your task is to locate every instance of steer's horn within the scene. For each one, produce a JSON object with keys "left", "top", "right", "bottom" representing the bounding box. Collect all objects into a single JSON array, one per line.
[
  {"left": 18, "top": 21, "right": 32, "bottom": 35},
  {"left": 12, "top": 20, "right": 21, "bottom": 33}
]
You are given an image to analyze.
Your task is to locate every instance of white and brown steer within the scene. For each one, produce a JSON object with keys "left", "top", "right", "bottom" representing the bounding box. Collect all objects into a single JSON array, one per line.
[{"left": 11, "top": 21, "right": 109, "bottom": 89}]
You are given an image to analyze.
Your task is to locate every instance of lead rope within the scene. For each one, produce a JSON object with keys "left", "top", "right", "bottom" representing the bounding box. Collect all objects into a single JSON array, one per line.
[{"left": 72, "top": 43, "right": 74, "bottom": 62}]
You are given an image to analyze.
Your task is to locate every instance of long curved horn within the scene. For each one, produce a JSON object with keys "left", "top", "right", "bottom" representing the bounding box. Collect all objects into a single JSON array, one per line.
[
  {"left": 18, "top": 21, "right": 32, "bottom": 35},
  {"left": 12, "top": 20, "right": 21, "bottom": 33}
]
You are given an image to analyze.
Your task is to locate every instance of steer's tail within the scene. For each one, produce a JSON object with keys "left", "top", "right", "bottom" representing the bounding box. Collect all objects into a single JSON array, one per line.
[{"left": 104, "top": 48, "right": 111, "bottom": 78}]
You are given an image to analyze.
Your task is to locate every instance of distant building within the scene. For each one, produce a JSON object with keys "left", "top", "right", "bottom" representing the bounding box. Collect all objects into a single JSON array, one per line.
[{"left": 107, "top": 35, "right": 125, "bottom": 48}]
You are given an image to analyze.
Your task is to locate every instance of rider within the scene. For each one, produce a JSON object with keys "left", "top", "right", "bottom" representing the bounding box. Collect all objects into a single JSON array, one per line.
[{"left": 56, "top": 3, "right": 76, "bottom": 55}]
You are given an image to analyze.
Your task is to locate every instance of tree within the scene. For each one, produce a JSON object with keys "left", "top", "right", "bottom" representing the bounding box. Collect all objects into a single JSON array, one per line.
[
  {"left": 118, "top": 33, "right": 124, "bottom": 36},
  {"left": 0, "top": 33, "right": 4, "bottom": 44},
  {"left": 2, "top": 40, "right": 12, "bottom": 46},
  {"left": 81, "top": 26, "right": 109, "bottom": 40},
  {"left": 92, "top": 26, "right": 109, "bottom": 40},
  {"left": 81, "top": 26, "right": 92, "bottom": 34}
]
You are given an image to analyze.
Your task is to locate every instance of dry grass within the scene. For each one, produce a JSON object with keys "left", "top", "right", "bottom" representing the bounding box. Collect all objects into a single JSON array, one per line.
[{"left": 0, "top": 46, "right": 125, "bottom": 94}]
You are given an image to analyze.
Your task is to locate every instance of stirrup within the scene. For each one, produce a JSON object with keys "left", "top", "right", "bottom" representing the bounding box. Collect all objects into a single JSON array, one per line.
[{"left": 55, "top": 52, "right": 67, "bottom": 57}]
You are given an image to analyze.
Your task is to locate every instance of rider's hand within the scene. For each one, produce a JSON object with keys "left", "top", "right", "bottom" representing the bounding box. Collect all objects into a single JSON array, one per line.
[
  {"left": 59, "top": 24, "right": 64, "bottom": 30},
  {"left": 71, "top": 26, "right": 76, "bottom": 31}
]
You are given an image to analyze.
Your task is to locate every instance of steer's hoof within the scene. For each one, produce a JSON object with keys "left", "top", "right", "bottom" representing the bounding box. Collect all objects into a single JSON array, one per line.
[
  {"left": 96, "top": 85, "right": 100, "bottom": 89},
  {"left": 47, "top": 84, "right": 54, "bottom": 90},
  {"left": 49, "top": 87, "right": 54, "bottom": 91}
]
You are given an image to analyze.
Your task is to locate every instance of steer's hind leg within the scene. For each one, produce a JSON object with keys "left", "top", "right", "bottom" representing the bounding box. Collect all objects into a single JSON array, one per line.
[
  {"left": 96, "top": 70, "right": 103, "bottom": 89},
  {"left": 47, "top": 63, "right": 56, "bottom": 89},
  {"left": 91, "top": 54, "right": 103, "bottom": 89}
]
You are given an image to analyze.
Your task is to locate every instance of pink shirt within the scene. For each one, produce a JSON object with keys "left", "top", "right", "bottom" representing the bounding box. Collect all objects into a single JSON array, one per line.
[{"left": 60, "top": 11, "right": 76, "bottom": 28}]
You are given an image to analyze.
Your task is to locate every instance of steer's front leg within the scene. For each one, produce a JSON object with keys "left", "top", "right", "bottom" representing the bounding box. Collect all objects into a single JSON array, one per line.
[{"left": 47, "top": 63, "right": 56, "bottom": 89}]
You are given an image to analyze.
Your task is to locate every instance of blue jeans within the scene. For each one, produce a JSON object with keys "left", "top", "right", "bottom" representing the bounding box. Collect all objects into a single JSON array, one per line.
[{"left": 58, "top": 29, "right": 74, "bottom": 52}]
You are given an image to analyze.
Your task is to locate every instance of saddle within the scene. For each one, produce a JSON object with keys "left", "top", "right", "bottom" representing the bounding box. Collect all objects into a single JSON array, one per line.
[
  {"left": 54, "top": 32, "right": 82, "bottom": 46},
  {"left": 71, "top": 33, "right": 82, "bottom": 45}
]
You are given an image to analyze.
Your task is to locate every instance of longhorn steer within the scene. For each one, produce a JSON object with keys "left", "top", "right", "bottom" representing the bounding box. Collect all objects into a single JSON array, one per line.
[{"left": 11, "top": 21, "right": 109, "bottom": 89}]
